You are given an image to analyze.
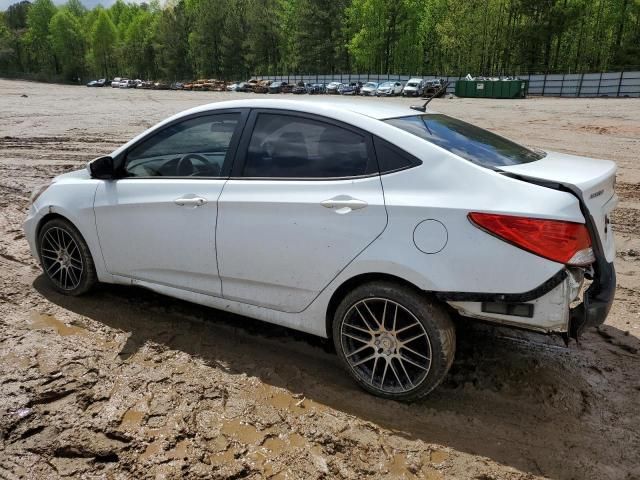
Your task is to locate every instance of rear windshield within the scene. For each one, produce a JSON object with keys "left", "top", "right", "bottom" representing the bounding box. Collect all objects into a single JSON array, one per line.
[{"left": 385, "top": 114, "right": 545, "bottom": 168}]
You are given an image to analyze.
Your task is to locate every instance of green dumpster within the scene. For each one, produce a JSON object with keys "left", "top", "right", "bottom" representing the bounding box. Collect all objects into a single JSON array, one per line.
[{"left": 455, "top": 80, "right": 528, "bottom": 98}]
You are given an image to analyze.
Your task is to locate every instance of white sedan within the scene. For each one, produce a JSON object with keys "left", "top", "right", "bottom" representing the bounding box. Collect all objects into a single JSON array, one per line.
[
  {"left": 376, "top": 81, "right": 404, "bottom": 96},
  {"left": 24, "top": 99, "right": 617, "bottom": 400}
]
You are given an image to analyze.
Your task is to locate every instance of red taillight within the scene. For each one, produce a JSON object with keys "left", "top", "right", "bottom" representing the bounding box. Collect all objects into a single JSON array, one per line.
[{"left": 468, "top": 212, "right": 594, "bottom": 266}]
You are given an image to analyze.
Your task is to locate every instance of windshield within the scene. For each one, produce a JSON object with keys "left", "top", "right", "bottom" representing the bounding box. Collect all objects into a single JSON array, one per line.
[
  {"left": 385, "top": 114, "right": 546, "bottom": 168},
  {"left": 365, "top": 82, "right": 377, "bottom": 88},
  {"left": 379, "top": 82, "right": 392, "bottom": 88},
  {"left": 407, "top": 82, "right": 418, "bottom": 87}
]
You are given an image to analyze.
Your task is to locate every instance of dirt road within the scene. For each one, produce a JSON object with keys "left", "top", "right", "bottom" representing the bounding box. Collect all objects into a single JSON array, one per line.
[{"left": 1, "top": 79, "right": 639, "bottom": 479}]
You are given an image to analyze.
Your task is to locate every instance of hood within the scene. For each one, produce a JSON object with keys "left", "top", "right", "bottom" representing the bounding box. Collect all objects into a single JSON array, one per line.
[{"left": 55, "top": 168, "right": 91, "bottom": 182}]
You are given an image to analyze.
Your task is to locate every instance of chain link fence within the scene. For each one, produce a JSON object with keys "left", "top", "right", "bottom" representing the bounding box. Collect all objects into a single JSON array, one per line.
[{"left": 254, "top": 71, "right": 640, "bottom": 97}]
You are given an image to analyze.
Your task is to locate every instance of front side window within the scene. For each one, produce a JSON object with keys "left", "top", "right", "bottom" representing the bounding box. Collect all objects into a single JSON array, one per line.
[
  {"left": 243, "top": 114, "right": 372, "bottom": 178},
  {"left": 385, "top": 114, "right": 546, "bottom": 168},
  {"left": 124, "top": 113, "right": 240, "bottom": 177}
]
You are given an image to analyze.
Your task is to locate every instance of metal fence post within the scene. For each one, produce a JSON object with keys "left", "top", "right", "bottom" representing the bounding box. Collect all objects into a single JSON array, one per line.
[
  {"left": 616, "top": 67, "right": 624, "bottom": 97},
  {"left": 560, "top": 73, "right": 565, "bottom": 97},
  {"left": 597, "top": 72, "right": 603, "bottom": 96},
  {"left": 577, "top": 72, "right": 584, "bottom": 97},
  {"left": 542, "top": 73, "right": 547, "bottom": 96}
]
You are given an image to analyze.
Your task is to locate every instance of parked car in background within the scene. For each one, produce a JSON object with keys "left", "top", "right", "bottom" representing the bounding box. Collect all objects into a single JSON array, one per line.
[
  {"left": 26, "top": 99, "right": 617, "bottom": 401},
  {"left": 231, "top": 82, "right": 250, "bottom": 92},
  {"left": 86, "top": 79, "right": 107, "bottom": 87},
  {"left": 292, "top": 82, "right": 308, "bottom": 94},
  {"left": 170, "top": 82, "right": 184, "bottom": 90},
  {"left": 360, "top": 82, "right": 379, "bottom": 96},
  {"left": 134, "top": 79, "right": 143, "bottom": 88},
  {"left": 110, "top": 77, "right": 122, "bottom": 88},
  {"left": 154, "top": 82, "right": 170, "bottom": 90},
  {"left": 376, "top": 81, "right": 403, "bottom": 96},
  {"left": 119, "top": 79, "right": 136, "bottom": 89},
  {"left": 423, "top": 79, "right": 447, "bottom": 97},
  {"left": 338, "top": 83, "right": 359, "bottom": 95},
  {"left": 269, "top": 81, "right": 288, "bottom": 94},
  {"left": 253, "top": 80, "right": 271, "bottom": 94},
  {"left": 402, "top": 78, "right": 424, "bottom": 97},
  {"left": 308, "top": 83, "right": 325, "bottom": 94},
  {"left": 326, "top": 81, "right": 342, "bottom": 94}
]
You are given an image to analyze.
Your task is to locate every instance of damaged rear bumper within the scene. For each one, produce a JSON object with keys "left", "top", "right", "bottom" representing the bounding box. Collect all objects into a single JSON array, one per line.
[{"left": 569, "top": 261, "right": 616, "bottom": 339}]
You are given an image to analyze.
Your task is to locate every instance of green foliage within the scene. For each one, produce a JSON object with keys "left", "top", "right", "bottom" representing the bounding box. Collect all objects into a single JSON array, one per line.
[
  {"left": 25, "top": 0, "right": 56, "bottom": 73},
  {"left": 1, "top": 0, "right": 639, "bottom": 82},
  {"left": 49, "top": 9, "right": 85, "bottom": 80},
  {"left": 91, "top": 9, "right": 116, "bottom": 77}
]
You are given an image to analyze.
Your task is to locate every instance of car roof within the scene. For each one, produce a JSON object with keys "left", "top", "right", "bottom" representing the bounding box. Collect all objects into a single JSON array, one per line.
[{"left": 182, "top": 98, "right": 424, "bottom": 120}]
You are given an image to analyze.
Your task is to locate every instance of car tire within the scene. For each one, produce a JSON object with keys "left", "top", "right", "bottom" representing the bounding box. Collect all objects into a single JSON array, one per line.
[
  {"left": 37, "top": 218, "right": 97, "bottom": 296},
  {"left": 332, "top": 281, "right": 455, "bottom": 401}
]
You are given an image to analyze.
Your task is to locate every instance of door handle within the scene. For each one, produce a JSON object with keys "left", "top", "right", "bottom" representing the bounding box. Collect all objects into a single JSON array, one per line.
[
  {"left": 321, "top": 196, "right": 368, "bottom": 214},
  {"left": 174, "top": 196, "right": 207, "bottom": 207}
]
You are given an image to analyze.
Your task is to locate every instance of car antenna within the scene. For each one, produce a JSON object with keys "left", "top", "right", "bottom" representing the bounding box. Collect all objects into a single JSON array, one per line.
[{"left": 410, "top": 81, "right": 449, "bottom": 112}]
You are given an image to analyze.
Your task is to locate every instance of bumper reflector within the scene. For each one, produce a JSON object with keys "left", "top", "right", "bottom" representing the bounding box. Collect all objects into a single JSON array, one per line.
[{"left": 482, "top": 302, "right": 534, "bottom": 318}]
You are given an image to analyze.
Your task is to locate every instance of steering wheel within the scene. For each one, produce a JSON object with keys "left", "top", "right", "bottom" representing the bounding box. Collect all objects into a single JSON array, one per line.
[{"left": 176, "top": 153, "right": 210, "bottom": 176}]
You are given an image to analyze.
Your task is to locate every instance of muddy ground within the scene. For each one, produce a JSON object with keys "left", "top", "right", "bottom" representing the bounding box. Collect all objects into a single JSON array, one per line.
[{"left": 0, "top": 79, "right": 639, "bottom": 480}]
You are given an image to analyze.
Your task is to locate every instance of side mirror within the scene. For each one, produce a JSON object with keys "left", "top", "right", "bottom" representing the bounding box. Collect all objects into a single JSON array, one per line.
[{"left": 88, "top": 155, "right": 115, "bottom": 179}]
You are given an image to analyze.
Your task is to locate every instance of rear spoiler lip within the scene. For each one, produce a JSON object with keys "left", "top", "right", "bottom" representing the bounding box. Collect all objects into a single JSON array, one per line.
[{"left": 497, "top": 151, "right": 617, "bottom": 195}]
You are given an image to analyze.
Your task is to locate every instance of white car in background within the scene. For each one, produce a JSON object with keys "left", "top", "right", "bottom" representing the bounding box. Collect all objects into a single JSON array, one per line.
[
  {"left": 110, "top": 77, "right": 122, "bottom": 88},
  {"left": 376, "top": 81, "right": 403, "bottom": 96},
  {"left": 360, "top": 82, "right": 379, "bottom": 96},
  {"left": 119, "top": 79, "right": 136, "bottom": 89},
  {"left": 402, "top": 78, "right": 424, "bottom": 97},
  {"left": 24, "top": 99, "right": 617, "bottom": 401}
]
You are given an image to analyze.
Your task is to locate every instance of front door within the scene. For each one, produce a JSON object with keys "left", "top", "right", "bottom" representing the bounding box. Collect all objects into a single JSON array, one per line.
[
  {"left": 94, "top": 111, "right": 244, "bottom": 295},
  {"left": 217, "top": 110, "right": 387, "bottom": 312}
]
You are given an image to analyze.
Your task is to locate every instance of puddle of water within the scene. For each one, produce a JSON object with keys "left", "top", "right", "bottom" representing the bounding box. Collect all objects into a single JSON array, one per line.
[
  {"left": 139, "top": 439, "right": 163, "bottom": 462},
  {"left": 220, "top": 419, "right": 265, "bottom": 445},
  {"left": 262, "top": 432, "right": 306, "bottom": 454},
  {"left": 121, "top": 408, "right": 145, "bottom": 427},
  {"left": 3, "top": 352, "right": 31, "bottom": 369},
  {"left": 430, "top": 449, "right": 449, "bottom": 464},
  {"left": 210, "top": 449, "right": 236, "bottom": 466},
  {"left": 208, "top": 435, "right": 229, "bottom": 453},
  {"left": 29, "top": 312, "right": 86, "bottom": 336},
  {"left": 387, "top": 453, "right": 410, "bottom": 477},
  {"left": 170, "top": 439, "right": 189, "bottom": 460},
  {"left": 260, "top": 385, "right": 327, "bottom": 415}
]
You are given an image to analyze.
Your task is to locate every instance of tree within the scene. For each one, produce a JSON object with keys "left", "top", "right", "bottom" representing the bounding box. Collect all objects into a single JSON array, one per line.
[
  {"left": 90, "top": 9, "right": 116, "bottom": 77},
  {"left": 25, "top": 0, "right": 56, "bottom": 73},
  {"left": 155, "top": 0, "right": 192, "bottom": 80},
  {"left": 49, "top": 9, "right": 85, "bottom": 80}
]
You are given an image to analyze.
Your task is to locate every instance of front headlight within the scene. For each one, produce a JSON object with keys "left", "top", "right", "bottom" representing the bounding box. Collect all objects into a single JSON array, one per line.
[{"left": 30, "top": 181, "right": 54, "bottom": 205}]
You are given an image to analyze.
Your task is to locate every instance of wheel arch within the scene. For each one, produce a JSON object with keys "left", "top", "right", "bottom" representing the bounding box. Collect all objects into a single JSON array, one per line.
[
  {"left": 35, "top": 212, "right": 72, "bottom": 249},
  {"left": 325, "top": 272, "right": 428, "bottom": 340}
]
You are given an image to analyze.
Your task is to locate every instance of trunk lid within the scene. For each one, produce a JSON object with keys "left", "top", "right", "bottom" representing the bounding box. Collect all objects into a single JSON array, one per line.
[{"left": 498, "top": 151, "right": 617, "bottom": 262}]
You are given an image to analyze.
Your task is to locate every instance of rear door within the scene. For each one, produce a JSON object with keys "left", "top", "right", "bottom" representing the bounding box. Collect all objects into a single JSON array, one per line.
[{"left": 216, "top": 110, "right": 387, "bottom": 312}]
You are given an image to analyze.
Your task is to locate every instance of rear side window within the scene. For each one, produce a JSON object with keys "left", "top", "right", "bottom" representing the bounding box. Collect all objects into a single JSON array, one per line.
[
  {"left": 385, "top": 114, "right": 545, "bottom": 168},
  {"left": 373, "top": 137, "right": 421, "bottom": 173},
  {"left": 243, "top": 113, "right": 372, "bottom": 178}
]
